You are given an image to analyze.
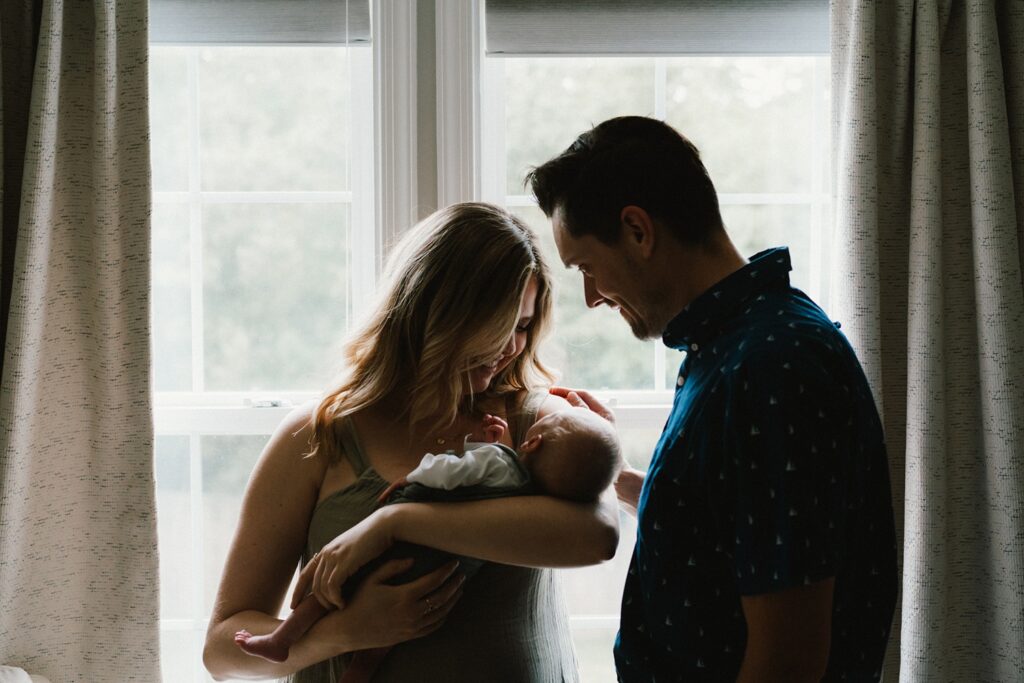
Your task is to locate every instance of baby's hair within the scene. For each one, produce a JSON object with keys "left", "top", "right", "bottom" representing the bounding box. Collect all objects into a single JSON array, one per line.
[{"left": 532, "top": 409, "right": 622, "bottom": 502}]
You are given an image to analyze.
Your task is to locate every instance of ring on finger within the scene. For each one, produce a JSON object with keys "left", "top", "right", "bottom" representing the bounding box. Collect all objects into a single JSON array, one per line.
[{"left": 424, "top": 596, "right": 438, "bottom": 614}]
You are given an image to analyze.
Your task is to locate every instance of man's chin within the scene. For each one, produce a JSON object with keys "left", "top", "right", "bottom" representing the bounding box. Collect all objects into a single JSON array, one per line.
[{"left": 623, "top": 313, "right": 652, "bottom": 340}]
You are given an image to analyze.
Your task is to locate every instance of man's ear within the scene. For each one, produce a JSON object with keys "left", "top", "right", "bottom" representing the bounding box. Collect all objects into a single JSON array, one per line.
[
  {"left": 519, "top": 434, "right": 543, "bottom": 453},
  {"left": 620, "top": 205, "right": 656, "bottom": 260}
]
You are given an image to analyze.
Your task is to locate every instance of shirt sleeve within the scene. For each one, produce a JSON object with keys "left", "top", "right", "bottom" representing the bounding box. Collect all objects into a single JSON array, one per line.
[
  {"left": 406, "top": 444, "right": 525, "bottom": 489},
  {"left": 712, "top": 345, "right": 851, "bottom": 596}
]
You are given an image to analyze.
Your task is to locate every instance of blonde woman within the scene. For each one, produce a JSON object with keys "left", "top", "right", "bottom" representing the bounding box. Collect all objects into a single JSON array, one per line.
[{"left": 203, "top": 203, "right": 620, "bottom": 682}]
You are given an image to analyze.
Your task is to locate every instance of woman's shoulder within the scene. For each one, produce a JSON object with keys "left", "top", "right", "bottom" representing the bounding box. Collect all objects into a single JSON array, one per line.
[{"left": 254, "top": 400, "right": 326, "bottom": 481}]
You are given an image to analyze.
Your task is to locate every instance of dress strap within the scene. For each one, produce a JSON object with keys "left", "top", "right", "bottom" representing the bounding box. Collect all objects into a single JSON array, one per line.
[
  {"left": 509, "top": 390, "right": 549, "bottom": 447},
  {"left": 335, "top": 416, "right": 369, "bottom": 475}
]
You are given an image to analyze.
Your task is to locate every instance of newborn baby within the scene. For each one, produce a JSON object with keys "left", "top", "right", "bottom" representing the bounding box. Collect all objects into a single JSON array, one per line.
[{"left": 235, "top": 407, "right": 622, "bottom": 681}]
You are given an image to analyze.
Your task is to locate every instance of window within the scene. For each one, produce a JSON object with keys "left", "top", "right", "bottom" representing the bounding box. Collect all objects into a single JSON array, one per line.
[
  {"left": 481, "top": 54, "right": 831, "bottom": 681},
  {"left": 150, "top": 42, "right": 373, "bottom": 681},
  {"left": 150, "top": 4, "right": 830, "bottom": 681}
]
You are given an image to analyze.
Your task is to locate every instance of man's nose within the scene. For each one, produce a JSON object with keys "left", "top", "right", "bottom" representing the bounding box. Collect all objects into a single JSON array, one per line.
[{"left": 583, "top": 276, "right": 605, "bottom": 308}]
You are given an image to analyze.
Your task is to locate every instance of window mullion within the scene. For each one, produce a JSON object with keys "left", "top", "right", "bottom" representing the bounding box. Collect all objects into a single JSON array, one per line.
[
  {"left": 436, "top": 0, "right": 482, "bottom": 206},
  {"left": 373, "top": 0, "right": 419, "bottom": 260},
  {"left": 187, "top": 48, "right": 205, "bottom": 394}
]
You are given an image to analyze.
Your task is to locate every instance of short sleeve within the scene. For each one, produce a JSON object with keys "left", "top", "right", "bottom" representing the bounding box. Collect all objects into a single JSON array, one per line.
[{"left": 713, "top": 346, "right": 850, "bottom": 595}]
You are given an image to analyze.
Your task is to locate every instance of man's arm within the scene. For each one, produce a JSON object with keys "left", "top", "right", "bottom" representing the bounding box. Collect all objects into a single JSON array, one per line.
[
  {"left": 614, "top": 467, "right": 645, "bottom": 516},
  {"left": 736, "top": 577, "right": 834, "bottom": 683}
]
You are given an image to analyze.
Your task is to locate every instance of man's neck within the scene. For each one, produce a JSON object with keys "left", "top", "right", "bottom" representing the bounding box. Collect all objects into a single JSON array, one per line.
[{"left": 661, "top": 233, "right": 748, "bottom": 317}]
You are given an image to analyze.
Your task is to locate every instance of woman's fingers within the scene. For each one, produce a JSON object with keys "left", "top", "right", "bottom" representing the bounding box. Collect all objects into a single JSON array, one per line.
[
  {"left": 417, "top": 584, "right": 465, "bottom": 633},
  {"left": 426, "top": 569, "right": 466, "bottom": 608},
  {"left": 368, "top": 557, "right": 416, "bottom": 584},
  {"left": 405, "top": 560, "right": 461, "bottom": 600},
  {"left": 291, "top": 554, "right": 319, "bottom": 608},
  {"left": 550, "top": 386, "right": 616, "bottom": 423},
  {"left": 324, "top": 564, "right": 345, "bottom": 610},
  {"left": 312, "top": 555, "right": 332, "bottom": 609}
]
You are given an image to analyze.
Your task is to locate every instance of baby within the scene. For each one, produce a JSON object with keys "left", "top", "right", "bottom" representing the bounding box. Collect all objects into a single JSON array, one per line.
[{"left": 235, "top": 407, "right": 621, "bottom": 681}]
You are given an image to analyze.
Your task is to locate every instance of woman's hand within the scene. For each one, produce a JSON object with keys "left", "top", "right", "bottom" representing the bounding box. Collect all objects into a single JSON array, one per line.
[
  {"left": 550, "top": 387, "right": 616, "bottom": 424},
  {"left": 292, "top": 508, "right": 399, "bottom": 611},
  {"left": 318, "top": 557, "right": 466, "bottom": 651}
]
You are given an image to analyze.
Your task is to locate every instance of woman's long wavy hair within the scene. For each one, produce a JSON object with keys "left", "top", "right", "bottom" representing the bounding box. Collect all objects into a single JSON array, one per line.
[{"left": 308, "top": 202, "right": 556, "bottom": 464}]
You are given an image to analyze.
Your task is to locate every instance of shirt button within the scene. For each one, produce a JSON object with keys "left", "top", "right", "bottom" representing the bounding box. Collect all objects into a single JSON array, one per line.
[
  {"left": 690, "top": 343, "right": 699, "bottom": 351},
  {"left": 677, "top": 375, "right": 685, "bottom": 387}
]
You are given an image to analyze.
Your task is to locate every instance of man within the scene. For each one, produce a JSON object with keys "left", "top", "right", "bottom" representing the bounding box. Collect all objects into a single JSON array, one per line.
[{"left": 528, "top": 116, "right": 898, "bottom": 682}]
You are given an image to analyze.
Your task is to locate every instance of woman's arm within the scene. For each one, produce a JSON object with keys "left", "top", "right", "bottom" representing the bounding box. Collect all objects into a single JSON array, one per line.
[
  {"left": 389, "top": 393, "right": 618, "bottom": 566},
  {"left": 294, "top": 394, "right": 621, "bottom": 610},
  {"left": 203, "top": 404, "right": 464, "bottom": 679},
  {"left": 203, "top": 403, "right": 339, "bottom": 679}
]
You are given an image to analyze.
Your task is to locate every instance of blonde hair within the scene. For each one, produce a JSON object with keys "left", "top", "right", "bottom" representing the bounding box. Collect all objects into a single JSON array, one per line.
[{"left": 309, "top": 202, "right": 556, "bottom": 464}]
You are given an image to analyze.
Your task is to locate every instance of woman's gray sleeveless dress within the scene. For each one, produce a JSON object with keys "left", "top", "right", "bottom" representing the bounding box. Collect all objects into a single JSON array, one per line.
[{"left": 286, "top": 391, "right": 580, "bottom": 683}]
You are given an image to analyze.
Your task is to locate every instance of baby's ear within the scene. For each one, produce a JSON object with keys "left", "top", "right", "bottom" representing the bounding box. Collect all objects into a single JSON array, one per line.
[{"left": 519, "top": 434, "right": 543, "bottom": 453}]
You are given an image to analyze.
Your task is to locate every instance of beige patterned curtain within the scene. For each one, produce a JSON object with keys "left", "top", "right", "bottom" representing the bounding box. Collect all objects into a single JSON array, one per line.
[
  {"left": 831, "top": 1, "right": 1024, "bottom": 680},
  {"left": 0, "top": 1, "right": 159, "bottom": 680}
]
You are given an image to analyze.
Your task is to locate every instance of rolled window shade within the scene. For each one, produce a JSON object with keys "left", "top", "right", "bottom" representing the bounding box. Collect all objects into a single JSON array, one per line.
[
  {"left": 485, "top": 0, "right": 828, "bottom": 55},
  {"left": 150, "top": 0, "right": 371, "bottom": 45}
]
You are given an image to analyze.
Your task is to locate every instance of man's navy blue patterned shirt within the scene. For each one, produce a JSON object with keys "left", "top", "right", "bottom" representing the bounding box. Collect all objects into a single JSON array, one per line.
[{"left": 614, "top": 248, "right": 898, "bottom": 682}]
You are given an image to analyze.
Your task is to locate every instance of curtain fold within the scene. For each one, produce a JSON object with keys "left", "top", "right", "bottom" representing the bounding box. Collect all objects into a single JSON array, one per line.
[
  {"left": 832, "top": 0, "right": 1024, "bottom": 680},
  {"left": 0, "top": 1, "right": 159, "bottom": 680}
]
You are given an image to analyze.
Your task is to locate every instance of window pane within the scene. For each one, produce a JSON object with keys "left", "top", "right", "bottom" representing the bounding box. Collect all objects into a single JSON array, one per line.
[
  {"left": 664, "top": 57, "right": 821, "bottom": 194},
  {"left": 513, "top": 205, "right": 656, "bottom": 390},
  {"left": 563, "top": 512, "right": 636, "bottom": 615},
  {"left": 150, "top": 47, "right": 189, "bottom": 192},
  {"left": 664, "top": 348, "right": 687, "bottom": 395},
  {"left": 152, "top": 203, "right": 192, "bottom": 391},
  {"left": 720, "top": 204, "right": 819, "bottom": 298},
  {"left": 202, "top": 435, "right": 269, "bottom": 613},
  {"left": 503, "top": 58, "right": 655, "bottom": 195},
  {"left": 198, "top": 47, "right": 352, "bottom": 192},
  {"left": 618, "top": 424, "right": 666, "bottom": 472},
  {"left": 156, "top": 436, "right": 192, "bottom": 619},
  {"left": 202, "top": 203, "right": 350, "bottom": 391},
  {"left": 160, "top": 629, "right": 201, "bottom": 683},
  {"left": 571, "top": 625, "right": 620, "bottom": 683}
]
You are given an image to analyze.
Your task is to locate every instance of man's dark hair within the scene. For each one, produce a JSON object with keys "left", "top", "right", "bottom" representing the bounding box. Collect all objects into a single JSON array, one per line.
[{"left": 526, "top": 116, "right": 724, "bottom": 245}]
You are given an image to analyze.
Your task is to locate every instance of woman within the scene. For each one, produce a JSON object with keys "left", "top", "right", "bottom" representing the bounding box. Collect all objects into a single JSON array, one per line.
[{"left": 203, "top": 203, "right": 620, "bottom": 682}]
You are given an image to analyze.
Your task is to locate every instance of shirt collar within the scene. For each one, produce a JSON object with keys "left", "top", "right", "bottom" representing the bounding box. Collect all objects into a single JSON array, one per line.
[{"left": 662, "top": 247, "right": 793, "bottom": 351}]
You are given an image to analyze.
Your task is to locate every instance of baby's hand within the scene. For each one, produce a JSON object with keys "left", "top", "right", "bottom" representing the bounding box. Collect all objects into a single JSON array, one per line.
[{"left": 481, "top": 414, "right": 508, "bottom": 443}]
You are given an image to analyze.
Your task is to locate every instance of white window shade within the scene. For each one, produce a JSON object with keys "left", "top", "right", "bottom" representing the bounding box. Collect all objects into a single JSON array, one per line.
[
  {"left": 485, "top": 0, "right": 829, "bottom": 55},
  {"left": 150, "top": 0, "right": 371, "bottom": 44}
]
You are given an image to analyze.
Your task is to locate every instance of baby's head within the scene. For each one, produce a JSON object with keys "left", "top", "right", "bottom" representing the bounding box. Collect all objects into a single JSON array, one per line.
[{"left": 518, "top": 407, "right": 622, "bottom": 502}]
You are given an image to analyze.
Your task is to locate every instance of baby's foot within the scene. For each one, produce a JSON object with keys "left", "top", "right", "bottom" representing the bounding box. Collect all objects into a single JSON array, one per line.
[{"left": 234, "top": 629, "right": 291, "bottom": 663}]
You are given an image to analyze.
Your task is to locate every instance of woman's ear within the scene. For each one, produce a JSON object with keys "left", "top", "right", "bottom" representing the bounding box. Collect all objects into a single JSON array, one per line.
[{"left": 519, "top": 434, "right": 543, "bottom": 453}]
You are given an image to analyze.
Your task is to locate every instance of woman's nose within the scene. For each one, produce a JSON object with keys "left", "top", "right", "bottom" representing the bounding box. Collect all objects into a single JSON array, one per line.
[{"left": 501, "top": 333, "right": 517, "bottom": 356}]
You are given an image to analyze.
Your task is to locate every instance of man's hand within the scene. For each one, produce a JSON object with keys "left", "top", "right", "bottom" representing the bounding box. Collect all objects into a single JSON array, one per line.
[{"left": 550, "top": 387, "right": 616, "bottom": 423}]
